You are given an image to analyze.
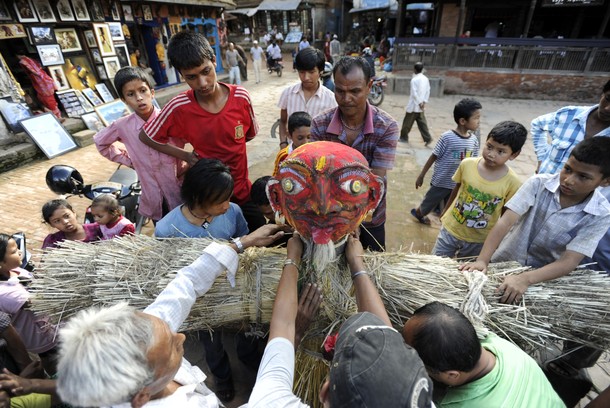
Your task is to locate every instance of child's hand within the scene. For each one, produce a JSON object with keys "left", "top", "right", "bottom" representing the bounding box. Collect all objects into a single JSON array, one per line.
[
  {"left": 345, "top": 235, "right": 365, "bottom": 273},
  {"left": 415, "top": 174, "right": 424, "bottom": 189},
  {"left": 459, "top": 260, "right": 488, "bottom": 273},
  {"left": 497, "top": 274, "right": 529, "bottom": 304}
]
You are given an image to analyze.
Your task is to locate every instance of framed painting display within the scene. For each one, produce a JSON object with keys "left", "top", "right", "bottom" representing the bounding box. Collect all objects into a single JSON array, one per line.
[
  {"left": 110, "top": 1, "right": 121, "bottom": 21},
  {"left": 91, "top": 48, "right": 102, "bottom": 64},
  {"left": 14, "top": 0, "right": 38, "bottom": 23},
  {"left": 0, "top": 99, "right": 33, "bottom": 133},
  {"left": 55, "top": 28, "right": 82, "bottom": 53},
  {"left": 95, "top": 99, "right": 129, "bottom": 126},
  {"left": 95, "top": 65, "right": 108, "bottom": 80},
  {"left": 93, "top": 23, "right": 115, "bottom": 56},
  {"left": 84, "top": 30, "right": 96, "bottom": 47},
  {"left": 142, "top": 4, "right": 153, "bottom": 21},
  {"left": 0, "top": 3, "right": 11, "bottom": 21},
  {"left": 75, "top": 90, "right": 94, "bottom": 112},
  {"left": 121, "top": 4, "right": 132, "bottom": 22},
  {"left": 89, "top": 0, "right": 104, "bottom": 21},
  {"left": 71, "top": 0, "right": 90, "bottom": 21},
  {"left": 62, "top": 55, "right": 98, "bottom": 90},
  {"left": 30, "top": 26, "right": 56, "bottom": 45},
  {"left": 114, "top": 43, "right": 130, "bottom": 68},
  {"left": 82, "top": 87, "right": 103, "bottom": 106},
  {"left": 56, "top": 89, "right": 86, "bottom": 117},
  {"left": 0, "top": 24, "right": 27, "bottom": 40},
  {"left": 102, "top": 56, "right": 120, "bottom": 79},
  {"left": 48, "top": 65, "right": 70, "bottom": 91},
  {"left": 20, "top": 113, "right": 78, "bottom": 159},
  {"left": 56, "top": 0, "right": 75, "bottom": 21},
  {"left": 81, "top": 111, "right": 105, "bottom": 131},
  {"left": 37, "top": 44, "right": 64, "bottom": 66},
  {"left": 107, "top": 22, "right": 124, "bottom": 41},
  {"left": 95, "top": 83, "right": 114, "bottom": 103},
  {"left": 32, "top": 0, "right": 56, "bottom": 22}
]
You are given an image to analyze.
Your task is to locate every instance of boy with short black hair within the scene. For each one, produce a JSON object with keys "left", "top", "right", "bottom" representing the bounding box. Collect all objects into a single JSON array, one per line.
[
  {"left": 273, "top": 111, "right": 311, "bottom": 175},
  {"left": 411, "top": 98, "right": 482, "bottom": 225},
  {"left": 138, "top": 31, "right": 265, "bottom": 232},
  {"left": 94, "top": 66, "right": 184, "bottom": 222},
  {"left": 433, "top": 121, "right": 527, "bottom": 258},
  {"left": 461, "top": 137, "right": 610, "bottom": 304}
]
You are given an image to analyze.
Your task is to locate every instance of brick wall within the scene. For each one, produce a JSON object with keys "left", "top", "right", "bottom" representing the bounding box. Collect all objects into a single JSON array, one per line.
[{"left": 425, "top": 70, "right": 606, "bottom": 102}]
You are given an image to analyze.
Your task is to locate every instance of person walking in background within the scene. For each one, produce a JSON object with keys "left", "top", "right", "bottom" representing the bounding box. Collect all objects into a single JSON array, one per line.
[
  {"left": 330, "top": 34, "right": 341, "bottom": 63},
  {"left": 225, "top": 42, "right": 243, "bottom": 85},
  {"left": 400, "top": 62, "right": 432, "bottom": 145},
  {"left": 250, "top": 40, "right": 264, "bottom": 84},
  {"left": 16, "top": 52, "right": 62, "bottom": 120}
]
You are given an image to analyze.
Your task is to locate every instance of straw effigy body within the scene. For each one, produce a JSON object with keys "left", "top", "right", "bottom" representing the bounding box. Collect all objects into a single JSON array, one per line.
[{"left": 32, "top": 235, "right": 610, "bottom": 406}]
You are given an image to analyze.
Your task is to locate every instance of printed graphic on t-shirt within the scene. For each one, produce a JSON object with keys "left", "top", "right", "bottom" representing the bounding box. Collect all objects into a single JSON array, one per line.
[
  {"left": 451, "top": 148, "right": 476, "bottom": 161},
  {"left": 451, "top": 183, "right": 503, "bottom": 229},
  {"left": 235, "top": 123, "right": 244, "bottom": 140}
]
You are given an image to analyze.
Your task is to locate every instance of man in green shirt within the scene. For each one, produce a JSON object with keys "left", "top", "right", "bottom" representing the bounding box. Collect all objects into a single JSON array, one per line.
[{"left": 403, "top": 302, "right": 565, "bottom": 408}]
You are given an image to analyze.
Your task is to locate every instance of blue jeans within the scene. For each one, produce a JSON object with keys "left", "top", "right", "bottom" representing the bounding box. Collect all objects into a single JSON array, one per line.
[{"left": 229, "top": 66, "right": 241, "bottom": 85}]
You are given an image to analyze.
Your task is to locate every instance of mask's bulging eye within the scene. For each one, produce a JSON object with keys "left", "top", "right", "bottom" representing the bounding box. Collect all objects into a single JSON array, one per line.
[
  {"left": 340, "top": 179, "right": 365, "bottom": 194},
  {"left": 281, "top": 178, "right": 304, "bottom": 195}
]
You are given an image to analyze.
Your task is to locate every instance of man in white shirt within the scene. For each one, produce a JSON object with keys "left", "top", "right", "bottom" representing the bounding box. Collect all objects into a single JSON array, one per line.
[
  {"left": 250, "top": 40, "right": 264, "bottom": 84},
  {"left": 248, "top": 234, "right": 434, "bottom": 407},
  {"left": 277, "top": 47, "right": 337, "bottom": 147},
  {"left": 329, "top": 34, "right": 341, "bottom": 63},
  {"left": 56, "top": 225, "right": 285, "bottom": 408},
  {"left": 400, "top": 61, "right": 433, "bottom": 146}
]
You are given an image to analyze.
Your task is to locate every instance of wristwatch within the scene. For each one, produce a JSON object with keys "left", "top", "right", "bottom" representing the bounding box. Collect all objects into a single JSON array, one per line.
[{"left": 232, "top": 237, "right": 244, "bottom": 254}]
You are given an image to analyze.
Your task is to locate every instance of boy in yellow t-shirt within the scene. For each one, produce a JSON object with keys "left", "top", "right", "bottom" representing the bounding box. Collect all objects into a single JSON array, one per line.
[
  {"left": 433, "top": 121, "right": 527, "bottom": 259},
  {"left": 273, "top": 111, "right": 311, "bottom": 176}
]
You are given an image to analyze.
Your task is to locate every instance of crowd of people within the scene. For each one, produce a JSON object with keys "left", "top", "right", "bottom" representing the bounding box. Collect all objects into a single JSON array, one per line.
[{"left": 0, "top": 28, "right": 609, "bottom": 408}]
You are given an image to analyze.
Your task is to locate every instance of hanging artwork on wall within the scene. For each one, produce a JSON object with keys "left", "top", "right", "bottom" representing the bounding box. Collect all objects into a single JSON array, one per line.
[
  {"left": 102, "top": 56, "right": 120, "bottom": 79},
  {"left": 93, "top": 23, "right": 115, "bottom": 56},
  {"left": 32, "top": 0, "right": 56, "bottom": 23},
  {"left": 0, "top": 3, "right": 11, "bottom": 21},
  {"left": 14, "top": 0, "right": 39, "bottom": 23},
  {"left": 47, "top": 65, "right": 70, "bottom": 91},
  {"left": 107, "top": 22, "right": 124, "bottom": 41},
  {"left": 84, "top": 30, "right": 96, "bottom": 47},
  {"left": 56, "top": 0, "right": 74, "bottom": 21},
  {"left": 37, "top": 44, "right": 64, "bottom": 66},
  {"left": 0, "top": 25, "right": 27, "bottom": 40},
  {"left": 89, "top": 0, "right": 104, "bottom": 21},
  {"left": 71, "top": 0, "right": 90, "bottom": 21},
  {"left": 55, "top": 28, "right": 82, "bottom": 53},
  {"left": 30, "top": 26, "right": 56, "bottom": 45},
  {"left": 114, "top": 44, "right": 131, "bottom": 68}
]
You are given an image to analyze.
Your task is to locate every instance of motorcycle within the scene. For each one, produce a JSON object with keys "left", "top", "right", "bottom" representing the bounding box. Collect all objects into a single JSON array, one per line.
[
  {"left": 368, "top": 75, "right": 387, "bottom": 106},
  {"left": 266, "top": 54, "right": 283, "bottom": 77},
  {"left": 45, "top": 164, "right": 147, "bottom": 233}
]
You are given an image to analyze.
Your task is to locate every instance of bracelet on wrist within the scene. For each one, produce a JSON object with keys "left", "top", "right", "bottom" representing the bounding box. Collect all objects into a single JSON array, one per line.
[
  {"left": 283, "top": 258, "right": 299, "bottom": 268},
  {"left": 351, "top": 270, "right": 368, "bottom": 280},
  {"left": 279, "top": 141, "right": 288, "bottom": 146}
]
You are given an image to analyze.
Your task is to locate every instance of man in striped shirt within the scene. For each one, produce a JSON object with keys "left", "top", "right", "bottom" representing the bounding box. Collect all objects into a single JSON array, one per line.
[
  {"left": 277, "top": 47, "right": 337, "bottom": 149},
  {"left": 311, "top": 56, "right": 398, "bottom": 251},
  {"left": 138, "top": 31, "right": 265, "bottom": 232}
]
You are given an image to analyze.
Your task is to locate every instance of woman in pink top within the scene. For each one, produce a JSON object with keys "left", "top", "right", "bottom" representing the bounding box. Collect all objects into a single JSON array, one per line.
[{"left": 94, "top": 67, "right": 185, "bottom": 222}]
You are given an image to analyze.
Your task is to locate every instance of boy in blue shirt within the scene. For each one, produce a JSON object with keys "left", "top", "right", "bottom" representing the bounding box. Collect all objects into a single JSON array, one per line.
[{"left": 411, "top": 98, "right": 482, "bottom": 225}]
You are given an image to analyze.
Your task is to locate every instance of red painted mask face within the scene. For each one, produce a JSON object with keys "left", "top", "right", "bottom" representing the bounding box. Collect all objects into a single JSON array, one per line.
[{"left": 268, "top": 141, "right": 383, "bottom": 245}]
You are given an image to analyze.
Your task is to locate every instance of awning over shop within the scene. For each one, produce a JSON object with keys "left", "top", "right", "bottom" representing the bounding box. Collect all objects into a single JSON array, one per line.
[
  {"left": 228, "top": 8, "right": 259, "bottom": 17},
  {"left": 406, "top": 2, "right": 433, "bottom": 10},
  {"left": 257, "top": 0, "right": 301, "bottom": 11},
  {"left": 349, "top": 0, "right": 397, "bottom": 13}
]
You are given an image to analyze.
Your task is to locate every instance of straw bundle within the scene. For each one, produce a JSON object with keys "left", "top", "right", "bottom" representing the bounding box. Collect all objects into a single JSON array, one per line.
[{"left": 32, "top": 236, "right": 610, "bottom": 406}]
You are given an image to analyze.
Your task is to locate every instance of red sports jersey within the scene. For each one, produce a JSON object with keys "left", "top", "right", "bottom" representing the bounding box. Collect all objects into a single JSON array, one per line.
[{"left": 143, "top": 84, "right": 258, "bottom": 204}]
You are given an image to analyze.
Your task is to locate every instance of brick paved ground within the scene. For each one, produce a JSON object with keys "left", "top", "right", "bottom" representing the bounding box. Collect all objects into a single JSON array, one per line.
[{"left": 0, "top": 62, "right": 607, "bottom": 406}]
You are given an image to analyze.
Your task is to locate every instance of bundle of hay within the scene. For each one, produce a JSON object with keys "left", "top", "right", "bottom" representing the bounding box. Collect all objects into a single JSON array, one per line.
[{"left": 32, "top": 236, "right": 610, "bottom": 406}]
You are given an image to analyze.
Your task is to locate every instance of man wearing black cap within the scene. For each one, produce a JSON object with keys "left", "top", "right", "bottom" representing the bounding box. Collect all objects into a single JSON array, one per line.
[{"left": 248, "top": 234, "right": 433, "bottom": 407}]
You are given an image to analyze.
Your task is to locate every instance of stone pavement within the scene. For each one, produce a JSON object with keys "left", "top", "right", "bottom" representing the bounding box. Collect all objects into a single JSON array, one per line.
[{"left": 0, "top": 63, "right": 607, "bottom": 406}]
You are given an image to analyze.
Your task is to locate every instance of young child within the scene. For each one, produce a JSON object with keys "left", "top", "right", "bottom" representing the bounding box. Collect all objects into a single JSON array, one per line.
[
  {"left": 251, "top": 176, "right": 291, "bottom": 248},
  {"left": 90, "top": 194, "right": 135, "bottom": 239},
  {"left": 138, "top": 31, "right": 265, "bottom": 232},
  {"left": 461, "top": 137, "right": 610, "bottom": 303},
  {"left": 42, "top": 199, "right": 102, "bottom": 249},
  {"left": 411, "top": 98, "right": 482, "bottom": 225},
  {"left": 94, "top": 66, "right": 185, "bottom": 223},
  {"left": 155, "top": 158, "right": 249, "bottom": 402},
  {"left": 433, "top": 121, "right": 527, "bottom": 259},
  {"left": 273, "top": 111, "right": 312, "bottom": 176},
  {"left": 0, "top": 234, "right": 58, "bottom": 375}
]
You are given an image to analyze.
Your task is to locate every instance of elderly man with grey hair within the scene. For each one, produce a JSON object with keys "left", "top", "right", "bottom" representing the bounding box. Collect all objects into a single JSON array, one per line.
[{"left": 56, "top": 224, "right": 285, "bottom": 407}]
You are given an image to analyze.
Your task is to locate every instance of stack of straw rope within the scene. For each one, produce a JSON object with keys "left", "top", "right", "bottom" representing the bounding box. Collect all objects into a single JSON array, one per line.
[{"left": 32, "top": 236, "right": 610, "bottom": 406}]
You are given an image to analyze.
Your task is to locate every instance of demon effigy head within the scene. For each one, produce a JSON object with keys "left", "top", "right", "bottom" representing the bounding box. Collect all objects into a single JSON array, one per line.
[{"left": 268, "top": 141, "right": 384, "bottom": 270}]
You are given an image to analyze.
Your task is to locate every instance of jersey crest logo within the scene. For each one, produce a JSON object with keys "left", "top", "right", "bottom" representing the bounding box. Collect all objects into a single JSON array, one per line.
[{"left": 235, "top": 124, "right": 244, "bottom": 140}]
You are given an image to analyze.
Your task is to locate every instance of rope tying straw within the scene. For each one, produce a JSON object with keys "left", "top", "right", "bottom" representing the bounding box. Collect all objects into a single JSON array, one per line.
[{"left": 460, "top": 270, "right": 490, "bottom": 336}]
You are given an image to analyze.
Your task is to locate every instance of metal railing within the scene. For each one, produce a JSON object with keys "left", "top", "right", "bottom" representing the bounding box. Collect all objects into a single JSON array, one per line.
[{"left": 394, "top": 37, "right": 610, "bottom": 73}]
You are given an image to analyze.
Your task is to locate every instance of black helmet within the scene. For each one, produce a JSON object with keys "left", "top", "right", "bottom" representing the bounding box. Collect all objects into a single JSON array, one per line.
[{"left": 46, "top": 165, "right": 84, "bottom": 195}]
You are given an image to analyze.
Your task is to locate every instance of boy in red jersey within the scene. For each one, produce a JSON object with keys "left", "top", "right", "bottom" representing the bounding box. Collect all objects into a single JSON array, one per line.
[{"left": 139, "top": 31, "right": 265, "bottom": 231}]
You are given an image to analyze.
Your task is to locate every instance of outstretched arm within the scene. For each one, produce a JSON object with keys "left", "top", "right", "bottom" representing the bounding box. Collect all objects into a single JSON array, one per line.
[
  {"left": 416, "top": 154, "right": 438, "bottom": 189},
  {"left": 345, "top": 236, "right": 391, "bottom": 326},
  {"left": 0, "top": 369, "right": 59, "bottom": 405},
  {"left": 138, "top": 129, "right": 198, "bottom": 166}
]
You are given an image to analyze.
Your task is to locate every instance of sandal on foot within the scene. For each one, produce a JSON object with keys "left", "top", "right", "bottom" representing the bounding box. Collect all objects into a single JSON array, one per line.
[
  {"left": 411, "top": 208, "right": 431, "bottom": 225},
  {"left": 215, "top": 375, "right": 235, "bottom": 402}
]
